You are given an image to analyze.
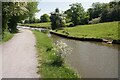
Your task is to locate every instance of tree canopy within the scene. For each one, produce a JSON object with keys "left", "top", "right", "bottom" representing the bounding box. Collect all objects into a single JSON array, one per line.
[
  {"left": 40, "top": 14, "right": 50, "bottom": 22},
  {"left": 26, "top": 2, "right": 39, "bottom": 23},
  {"left": 65, "top": 3, "right": 89, "bottom": 26},
  {"left": 2, "top": 2, "right": 39, "bottom": 34},
  {"left": 87, "top": 1, "right": 120, "bottom": 22}
]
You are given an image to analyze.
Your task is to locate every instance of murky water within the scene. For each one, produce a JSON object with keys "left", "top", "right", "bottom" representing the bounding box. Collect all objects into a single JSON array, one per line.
[{"left": 51, "top": 34, "right": 120, "bottom": 78}]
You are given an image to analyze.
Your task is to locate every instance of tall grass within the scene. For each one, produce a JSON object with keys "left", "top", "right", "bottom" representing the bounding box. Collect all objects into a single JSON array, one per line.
[{"left": 0, "top": 32, "right": 13, "bottom": 44}]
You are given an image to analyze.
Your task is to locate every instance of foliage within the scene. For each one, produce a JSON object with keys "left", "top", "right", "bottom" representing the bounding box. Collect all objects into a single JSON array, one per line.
[
  {"left": 25, "top": 17, "right": 40, "bottom": 23},
  {"left": 55, "top": 21, "right": 119, "bottom": 40},
  {"left": 92, "top": 2, "right": 103, "bottom": 18},
  {"left": 87, "top": 1, "right": 120, "bottom": 22},
  {"left": 2, "top": 2, "right": 39, "bottom": 35},
  {"left": 32, "top": 30, "right": 79, "bottom": 78},
  {"left": 101, "top": 1, "right": 120, "bottom": 22},
  {"left": 26, "top": 2, "right": 39, "bottom": 23},
  {"left": 40, "top": 14, "right": 50, "bottom": 22},
  {"left": 50, "top": 8, "right": 66, "bottom": 30},
  {"left": 64, "top": 9, "right": 72, "bottom": 23},
  {"left": 2, "top": 2, "right": 28, "bottom": 33},
  {"left": 65, "top": 3, "right": 89, "bottom": 26},
  {"left": 0, "top": 31, "right": 13, "bottom": 44}
]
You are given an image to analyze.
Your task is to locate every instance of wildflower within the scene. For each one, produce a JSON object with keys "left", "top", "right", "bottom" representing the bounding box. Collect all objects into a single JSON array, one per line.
[{"left": 54, "top": 40, "right": 72, "bottom": 58}]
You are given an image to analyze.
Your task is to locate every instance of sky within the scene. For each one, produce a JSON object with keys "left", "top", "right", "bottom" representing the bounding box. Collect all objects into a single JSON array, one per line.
[{"left": 35, "top": 0, "right": 111, "bottom": 19}]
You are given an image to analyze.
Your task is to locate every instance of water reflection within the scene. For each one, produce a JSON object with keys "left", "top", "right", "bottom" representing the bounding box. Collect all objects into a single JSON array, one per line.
[{"left": 51, "top": 34, "right": 119, "bottom": 78}]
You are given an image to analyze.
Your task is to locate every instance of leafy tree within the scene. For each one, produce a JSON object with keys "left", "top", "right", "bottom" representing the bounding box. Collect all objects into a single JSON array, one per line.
[
  {"left": 2, "top": 2, "right": 39, "bottom": 34},
  {"left": 66, "top": 3, "right": 89, "bottom": 26},
  {"left": 64, "top": 9, "right": 72, "bottom": 22},
  {"left": 50, "top": 8, "right": 66, "bottom": 30},
  {"left": 87, "top": 8, "right": 94, "bottom": 20},
  {"left": 91, "top": 2, "right": 103, "bottom": 18},
  {"left": 2, "top": 2, "right": 28, "bottom": 33},
  {"left": 40, "top": 14, "right": 50, "bottom": 22},
  {"left": 87, "top": 2, "right": 106, "bottom": 21},
  {"left": 101, "top": 1, "right": 120, "bottom": 22},
  {"left": 26, "top": 2, "right": 39, "bottom": 23}
]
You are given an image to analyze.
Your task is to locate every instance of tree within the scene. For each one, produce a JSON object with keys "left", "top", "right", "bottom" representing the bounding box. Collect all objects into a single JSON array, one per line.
[
  {"left": 40, "top": 14, "right": 50, "bottom": 22},
  {"left": 2, "top": 2, "right": 28, "bottom": 33},
  {"left": 91, "top": 2, "right": 103, "bottom": 18},
  {"left": 87, "top": 2, "right": 107, "bottom": 21},
  {"left": 87, "top": 8, "right": 94, "bottom": 20},
  {"left": 50, "top": 8, "right": 66, "bottom": 30},
  {"left": 67, "top": 3, "right": 89, "bottom": 26},
  {"left": 26, "top": 2, "right": 39, "bottom": 23},
  {"left": 64, "top": 9, "right": 72, "bottom": 22},
  {"left": 101, "top": 1, "right": 120, "bottom": 22},
  {"left": 2, "top": 2, "right": 39, "bottom": 34}
]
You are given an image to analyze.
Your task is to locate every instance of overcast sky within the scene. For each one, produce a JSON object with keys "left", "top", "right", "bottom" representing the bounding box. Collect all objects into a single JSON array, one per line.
[{"left": 35, "top": 0, "right": 111, "bottom": 18}]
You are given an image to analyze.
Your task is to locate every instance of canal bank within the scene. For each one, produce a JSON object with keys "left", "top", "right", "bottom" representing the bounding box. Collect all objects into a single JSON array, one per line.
[{"left": 50, "top": 31, "right": 120, "bottom": 44}]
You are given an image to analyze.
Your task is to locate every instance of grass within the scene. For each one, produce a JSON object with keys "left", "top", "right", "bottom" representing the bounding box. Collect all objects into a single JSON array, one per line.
[
  {"left": 32, "top": 30, "right": 79, "bottom": 78},
  {"left": 20, "top": 22, "right": 72, "bottom": 29},
  {"left": 0, "top": 32, "right": 13, "bottom": 44},
  {"left": 20, "top": 22, "right": 51, "bottom": 29},
  {"left": 55, "top": 21, "right": 120, "bottom": 40}
]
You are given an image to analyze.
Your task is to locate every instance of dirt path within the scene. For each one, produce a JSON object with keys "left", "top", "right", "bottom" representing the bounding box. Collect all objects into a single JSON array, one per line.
[{"left": 1, "top": 29, "right": 39, "bottom": 78}]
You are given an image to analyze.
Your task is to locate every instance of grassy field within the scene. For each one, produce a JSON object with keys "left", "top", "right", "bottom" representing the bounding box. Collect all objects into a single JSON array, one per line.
[
  {"left": 20, "top": 22, "right": 51, "bottom": 29},
  {"left": 0, "top": 32, "right": 13, "bottom": 44},
  {"left": 55, "top": 21, "right": 120, "bottom": 40},
  {"left": 33, "top": 30, "right": 79, "bottom": 78}
]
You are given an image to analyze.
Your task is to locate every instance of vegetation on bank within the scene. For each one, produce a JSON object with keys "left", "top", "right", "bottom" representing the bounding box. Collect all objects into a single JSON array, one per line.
[
  {"left": 54, "top": 21, "right": 119, "bottom": 40},
  {"left": 20, "top": 22, "right": 51, "bottom": 29},
  {"left": 0, "top": 32, "right": 13, "bottom": 44},
  {"left": 33, "top": 30, "right": 79, "bottom": 78}
]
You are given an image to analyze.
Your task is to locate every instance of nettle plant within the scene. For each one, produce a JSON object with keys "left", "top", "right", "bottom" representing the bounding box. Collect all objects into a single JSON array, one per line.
[{"left": 52, "top": 40, "right": 72, "bottom": 66}]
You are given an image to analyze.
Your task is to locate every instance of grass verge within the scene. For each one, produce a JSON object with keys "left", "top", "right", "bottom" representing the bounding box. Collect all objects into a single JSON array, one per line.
[
  {"left": 32, "top": 30, "right": 79, "bottom": 78},
  {"left": 0, "top": 32, "right": 13, "bottom": 44},
  {"left": 55, "top": 21, "right": 120, "bottom": 40},
  {"left": 20, "top": 22, "right": 51, "bottom": 29}
]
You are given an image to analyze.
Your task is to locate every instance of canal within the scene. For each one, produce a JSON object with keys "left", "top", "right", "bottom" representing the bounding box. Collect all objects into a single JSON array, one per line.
[{"left": 51, "top": 34, "right": 119, "bottom": 78}]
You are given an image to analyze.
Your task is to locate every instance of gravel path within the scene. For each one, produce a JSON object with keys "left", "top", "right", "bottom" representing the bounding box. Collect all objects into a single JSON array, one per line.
[{"left": 1, "top": 29, "right": 39, "bottom": 78}]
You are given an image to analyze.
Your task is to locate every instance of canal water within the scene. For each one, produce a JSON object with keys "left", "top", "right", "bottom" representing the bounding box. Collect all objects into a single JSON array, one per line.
[{"left": 51, "top": 34, "right": 119, "bottom": 78}]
